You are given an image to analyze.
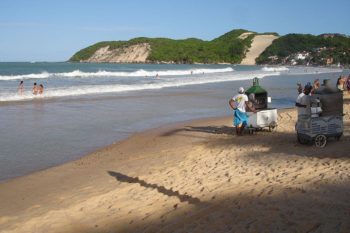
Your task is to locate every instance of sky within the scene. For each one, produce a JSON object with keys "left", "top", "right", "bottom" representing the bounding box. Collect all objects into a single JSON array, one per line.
[{"left": 0, "top": 0, "right": 349, "bottom": 62}]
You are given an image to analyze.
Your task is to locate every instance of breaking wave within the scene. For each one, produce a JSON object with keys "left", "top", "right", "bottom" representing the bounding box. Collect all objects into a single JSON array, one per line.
[
  {"left": 0, "top": 67, "right": 234, "bottom": 81},
  {"left": 261, "top": 66, "right": 289, "bottom": 72},
  {"left": 0, "top": 71, "right": 279, "bottom": 102}
]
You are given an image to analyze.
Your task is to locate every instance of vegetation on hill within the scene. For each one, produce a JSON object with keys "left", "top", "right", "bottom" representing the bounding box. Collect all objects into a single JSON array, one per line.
[
  {"left": 71, "top": 29, "right": 350, "bottom": 66},
  {"left": 69, "top": 29, "right": 256, "bottom": 64},
  {"left": 256, "top": 34, "right": 350, "bottom": 66}
]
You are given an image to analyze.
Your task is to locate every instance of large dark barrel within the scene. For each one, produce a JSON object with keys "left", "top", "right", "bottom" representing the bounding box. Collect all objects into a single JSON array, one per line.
[{"left": 314, "top": 79, "right": 343, "bottom": 116}]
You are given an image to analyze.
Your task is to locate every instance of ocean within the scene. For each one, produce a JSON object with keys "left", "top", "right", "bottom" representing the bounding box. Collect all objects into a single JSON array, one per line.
[{"left": 0, "top": 62, "right": 345, "bottom": 181}]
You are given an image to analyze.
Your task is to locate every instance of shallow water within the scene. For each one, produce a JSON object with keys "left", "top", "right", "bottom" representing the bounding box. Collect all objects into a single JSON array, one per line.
[{"left": 0, "top": 63, "right": 345, "bottom": 181}]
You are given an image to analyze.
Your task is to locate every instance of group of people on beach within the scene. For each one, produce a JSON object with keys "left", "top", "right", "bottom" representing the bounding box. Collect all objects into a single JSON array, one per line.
[
  {"left": 296, "top": 79, "right": 320, "bottom": 95},
  {"left": 295, "top": 75, "right": 350, "bottom": 116},
  {"left": 296, "top": 75, "right": 350, "bottom": 96},
  {"left": 18, "top": 81, "right": 44, "bottom": 95},
  {"left": 229, "top": 74, "right": 350, "bottom": 136}
]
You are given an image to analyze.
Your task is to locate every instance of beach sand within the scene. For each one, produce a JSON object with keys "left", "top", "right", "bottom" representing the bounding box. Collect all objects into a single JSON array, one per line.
[{"left": 0, "top": 96, "right": 349, "bottom": 233}]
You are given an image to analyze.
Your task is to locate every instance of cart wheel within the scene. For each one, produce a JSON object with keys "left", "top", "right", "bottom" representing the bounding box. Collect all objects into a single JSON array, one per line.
[
  {"left": 315, "top": 134, "right": 327, "bottom": 148},
  {"left": 297, "top": 134, "right": 310, "bottom": 145},
  {"left": 248, "top": 128, "right": 254, "bottom": 134},
  {"left": 268, "top": 121, "right": 277, "bottom": 132},
  {"left": 268, "top": 125, "right": 276, "bottom": 132}
]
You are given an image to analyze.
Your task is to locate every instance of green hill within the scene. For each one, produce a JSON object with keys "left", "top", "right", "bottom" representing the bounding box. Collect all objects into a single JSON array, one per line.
[
  {"left": 256, "top": 33, "right": 350, "bottom": 65},
  {"left": 70, "top": 30, "right": 350, "bottom": 66},
  {"left": 69, "top": 29, "right": 257, "bottom": 64}
]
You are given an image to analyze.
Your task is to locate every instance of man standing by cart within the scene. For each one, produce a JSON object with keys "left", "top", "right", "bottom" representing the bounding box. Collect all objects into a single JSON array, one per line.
[
  {"left": 295, "top": 84, "right": 312, "bottom": 116},
  {"left": 229, "top": 87, "right": 255, "bottom": 135}
]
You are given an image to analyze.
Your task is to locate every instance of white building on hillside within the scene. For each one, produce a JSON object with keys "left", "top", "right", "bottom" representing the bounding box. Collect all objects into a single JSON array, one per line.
[{"left": 295, "top": 52, "right": 309, "bottom": 60}]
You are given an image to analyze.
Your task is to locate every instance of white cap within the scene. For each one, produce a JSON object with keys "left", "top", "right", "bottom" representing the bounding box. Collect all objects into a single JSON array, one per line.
[{"left": 238, "top": 87, "right": 244, "bottom": 93}]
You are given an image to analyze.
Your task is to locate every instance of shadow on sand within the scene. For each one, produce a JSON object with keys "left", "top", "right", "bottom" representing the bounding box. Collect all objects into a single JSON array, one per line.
[
  {"left": 82, "top": 180, "right": 350, "bottom": 233},
  {"left": 108, "top": 171, "right": 201, "bottom": 205},
  {"left": 161, "top": 125, "right": 235, "bottom": 137},
  {"left": 184, "top": 122, "right": 350, "bottom": 159}
]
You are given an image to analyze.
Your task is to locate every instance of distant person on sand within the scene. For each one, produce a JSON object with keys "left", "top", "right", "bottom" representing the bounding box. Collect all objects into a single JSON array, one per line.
[
  {"left": 18, "top": 80, "right": 24, "bottom": 95},
  {"left": 38, "top": 84, "right": 44, "bottom": 95},
  {"left": 297, "top": 82, "right": 303, "bottom": 94},
  {"left": 32, "top": 83, "right": 39, "bottom": 95},
  {"left": 336, "top": 76, "right": 345, "bottom": 91},
  {"left": 310, "top": 78, "right": 321, "bottom": 95},
  {"left": 347, "top": 75, "right": 350, "bottom": 94},
  {"left": 229, "top": 87, "right": 255, "bottom": 136},
  {"left": 295, "top": 83, "right": 312, "bottom": 116},
  {"left": 155, "top": 73, "right": 159, "bottom": 78},
  {"left": 312, "top": 79, "right": 320, "bottom": 94}
]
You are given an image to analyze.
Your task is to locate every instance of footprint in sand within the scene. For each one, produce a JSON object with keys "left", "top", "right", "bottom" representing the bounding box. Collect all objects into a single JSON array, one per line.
[
  {"left": 267, "top": 188, "right": 274, "bottom": 195},
  {"left": 319, "top": 173, "right": 325, "bottom": 179},
  {"left": 293, "top": 174, "right": 301, "bottom": 180}
]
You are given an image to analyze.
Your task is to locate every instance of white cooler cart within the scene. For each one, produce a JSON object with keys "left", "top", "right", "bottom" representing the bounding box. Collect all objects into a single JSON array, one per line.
[
  {"left": 247, "top": 108, "right": 278, "bottom": 133},
  {"left": 244, "top": 78, "right": 278, "bottom": 134}
]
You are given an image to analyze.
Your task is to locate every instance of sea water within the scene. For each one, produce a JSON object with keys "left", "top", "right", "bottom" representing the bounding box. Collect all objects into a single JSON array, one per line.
[{"left": 0, "top": 63, "right": 345, "bottom": 181}]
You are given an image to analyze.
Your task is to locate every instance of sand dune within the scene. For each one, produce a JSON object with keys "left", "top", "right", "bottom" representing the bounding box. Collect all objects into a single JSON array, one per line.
[
  {"left": 86, "top": 43, "right": 151, "bottom": 63},
  {"left": 0, "top": 96, "right": 349, "bottom": 233},
  {"left": 238, "top": 32, "right": 254, "bottom": 40},
  {"left": 241, "top": 35, "right": 279, "bottom": 65}
]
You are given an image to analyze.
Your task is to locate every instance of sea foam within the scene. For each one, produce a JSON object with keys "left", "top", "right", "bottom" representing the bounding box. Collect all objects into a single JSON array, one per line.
[
  {"left": 0, "top": 70, "right": 277, "bottom": 102},
  {"left": 0, "top": 67, "right": 234, "bottom": 81},
  {"left": 261, "top": 66, "right": 289, "bottom": 72},
  {"left": 0, "top": 66, "right": 343, "bottom": 102}
]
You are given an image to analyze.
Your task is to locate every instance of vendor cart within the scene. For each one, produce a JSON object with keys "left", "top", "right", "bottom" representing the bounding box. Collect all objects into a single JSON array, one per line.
[
  {"left": 296, "top": 79, "right": 343, "bottom": 147},
  {"left": 244, "top": 78, "right": 278, "bottom": 134}
]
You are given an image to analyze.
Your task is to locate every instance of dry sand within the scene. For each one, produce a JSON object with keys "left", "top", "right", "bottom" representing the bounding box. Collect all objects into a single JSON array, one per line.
[
  {"left": 238, "top": 32, "right": 254, "bottom": 40},
  {"left": 0, "top": 96, "right": 350, "bottom": 233},
  {"left": 241, "top": 35, "right": 279, "bottom": 65}
]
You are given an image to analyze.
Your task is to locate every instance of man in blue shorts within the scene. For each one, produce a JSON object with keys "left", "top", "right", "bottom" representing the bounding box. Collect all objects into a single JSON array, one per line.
[{"left": 229, "top": 87, "right": 255, "bottom": 135}]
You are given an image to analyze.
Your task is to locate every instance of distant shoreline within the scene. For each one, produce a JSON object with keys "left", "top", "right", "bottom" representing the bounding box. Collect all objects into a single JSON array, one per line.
[{"left": 1, "top": 61, "right": 349, "bottom": 70}]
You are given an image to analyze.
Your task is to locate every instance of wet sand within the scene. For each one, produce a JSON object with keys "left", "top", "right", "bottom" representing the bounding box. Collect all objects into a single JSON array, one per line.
[{"left": 0, "top": 96, "right": 349, "bottom": 233}]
